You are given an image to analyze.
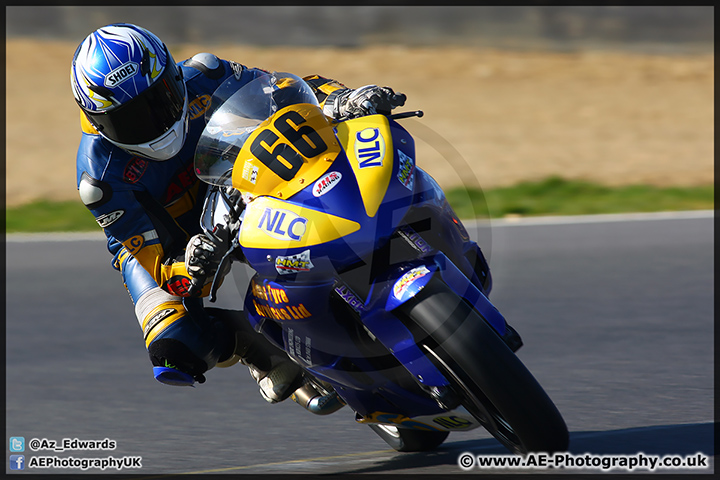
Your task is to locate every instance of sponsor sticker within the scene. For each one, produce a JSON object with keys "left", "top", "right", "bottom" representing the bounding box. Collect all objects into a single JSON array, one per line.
[
  {"left": 396, "top": 149, "right": 415, "bottom": 190},
  {"left": 162, "top": 162, "right": 196, "bottom": 205},
  {"left": 335, "top": 284, "right": 365, "bottom": 312},
  {"left": 125, "top": 235, "right": 145, "bottom": 255},
  {"left": 123, "top": 157, "right": 148, "bottom": 184},
  {"left": 288, "top": 328, "right": 313, "bottom": 364},
  {"left": 257, "top": 208, "right": 308, "bottom": 241},
  {"left": 188, "top": 94, "right": 211, "bottom": 120},
  {"left": 432, "top": 415, "right": 475, "bottom": 430},
  {"left": 242, "top": 162, "right": 259, "bottom": 184},
  {"left": 229, "top": 61, "right": 244, "bottom": 79},
  {"left": 96, "top": 210, "right": 125, "bottom": 228},
  {"left": 355, "top": 128, "right": 385, "bottom": 168},
  {"left": 166, "top": 276, "right": 192, "bottom": 297},
  {"left": 275, "top": 249, "right": 314, "bottom": 275},
  {"left": 393, "top": 266, "right": 431, "bottom": 300},
  {"left": 104, "top": 62, "right": 139, "bottom": 88},
  {"left": 397, "top": 225, "right": 431, "bottom": 254},
  {"left": 312, "top": 171, "right": 342, "bottom": 197},
  {"left": 251, "top": 281, "right": 313, "bottom": 321},
  {"left": 143, "top": 308, "right": 177, "bottom": 337}
]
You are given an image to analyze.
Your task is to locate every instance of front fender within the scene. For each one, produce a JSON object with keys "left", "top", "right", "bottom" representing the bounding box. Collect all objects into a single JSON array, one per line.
[
  {"left": 347, "top": 253, "right": 507, "bottom": 388},
  {"left": 383, "top": 253, "right": 507, "bottom": 337}
]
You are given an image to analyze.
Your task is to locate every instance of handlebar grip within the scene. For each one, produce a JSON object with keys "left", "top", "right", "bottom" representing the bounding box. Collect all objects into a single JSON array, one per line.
[{"left": 392, "top": 93, "right": 407, "bottom": 107}]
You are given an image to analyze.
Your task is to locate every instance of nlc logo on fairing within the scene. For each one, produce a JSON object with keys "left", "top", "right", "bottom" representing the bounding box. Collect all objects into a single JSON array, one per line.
[
  {"left": 355, "top": 128, "right": 385, "bottom": 168},
  {"left": 258, "top": 208, "right": 308, "bottom": 241}
]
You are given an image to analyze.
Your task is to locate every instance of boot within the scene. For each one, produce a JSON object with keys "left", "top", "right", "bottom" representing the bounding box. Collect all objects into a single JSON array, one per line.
[
  {"left": 206, "top": 308, "right": 304, "bottom": 403},
  {"left": 246, "top": 357, "right": 304, "bottom": 404},
  {"left": 234, "top": 328, "right": 304, "bottom": 403}
]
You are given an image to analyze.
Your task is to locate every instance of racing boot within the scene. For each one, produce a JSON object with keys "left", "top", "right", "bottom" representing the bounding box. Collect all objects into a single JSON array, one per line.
[{"left": 220, "top": 323, "right": 304, "bottom": 403}]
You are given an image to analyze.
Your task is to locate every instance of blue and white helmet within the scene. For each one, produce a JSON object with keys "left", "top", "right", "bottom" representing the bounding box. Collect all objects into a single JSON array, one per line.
[{"left": 71, "top": 23, "right": 188, "bottom": 161}]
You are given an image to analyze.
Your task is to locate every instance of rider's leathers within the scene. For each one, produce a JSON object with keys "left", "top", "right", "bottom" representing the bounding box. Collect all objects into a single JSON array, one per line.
[{"left": 76, "top": 53, "right": 345, "bottom": 381}]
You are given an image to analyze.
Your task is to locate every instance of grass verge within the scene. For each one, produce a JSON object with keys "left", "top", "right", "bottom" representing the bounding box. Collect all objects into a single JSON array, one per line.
[
  {"left": 6, "top": 200, "right": 100, "bottom": 233},
  {"left": 446, "top": 177, "right": 713, "bottom": 219},
  {"left": 5, "top": 177, "right": 714, "bottom": 233}
]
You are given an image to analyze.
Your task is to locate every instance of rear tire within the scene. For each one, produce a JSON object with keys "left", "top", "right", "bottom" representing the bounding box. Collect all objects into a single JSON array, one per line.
[
  {"left": 398, "top": 278, "right": 569, "bottom": 454},
  {"left": 368, "top": 424, "right": 449, "bottom": 452}
]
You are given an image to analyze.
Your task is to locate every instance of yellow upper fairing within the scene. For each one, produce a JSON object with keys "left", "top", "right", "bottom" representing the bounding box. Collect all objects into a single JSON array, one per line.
[
  {"left": 239, "top": 196, "right": 361, "bottom": 250},
  {"left": 231, "top": 103, "right": 341, "bottom": 199},
  {"left": 334, "top": 115, "right": 394, "bottom": 217}
]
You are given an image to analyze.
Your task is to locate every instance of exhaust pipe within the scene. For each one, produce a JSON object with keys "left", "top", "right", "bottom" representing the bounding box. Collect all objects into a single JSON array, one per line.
[{"left": 291, "top": 379, "right": 345, "bottom": 415}]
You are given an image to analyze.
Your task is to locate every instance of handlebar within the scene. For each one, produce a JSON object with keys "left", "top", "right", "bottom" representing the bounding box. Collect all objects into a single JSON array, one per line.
[{"left": 389, "top": 110, "right": 424, "bottom": 120}]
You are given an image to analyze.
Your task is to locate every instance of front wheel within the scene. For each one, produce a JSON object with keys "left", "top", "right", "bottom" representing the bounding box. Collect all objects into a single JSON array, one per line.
[
  {"left": 397, "top": 278, "right": 569, "bottom": 454},
  {"left": 368, "top": 424, "right": 449, "bottom": 452}
]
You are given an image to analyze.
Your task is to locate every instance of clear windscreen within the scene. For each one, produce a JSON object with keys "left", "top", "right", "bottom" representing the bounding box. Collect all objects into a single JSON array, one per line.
[{"left": 194, "top": 72, "right": 321, "bottom": 187}]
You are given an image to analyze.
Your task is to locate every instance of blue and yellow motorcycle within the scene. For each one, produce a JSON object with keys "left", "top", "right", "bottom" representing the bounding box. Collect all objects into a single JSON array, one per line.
[{"left": 193, "top": 72, "right": 568, "bottom": 454}]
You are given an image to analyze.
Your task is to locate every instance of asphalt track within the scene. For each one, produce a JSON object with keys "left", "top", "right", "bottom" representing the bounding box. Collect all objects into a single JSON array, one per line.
[{"left": 5, "top": 211, "right": 714, "bottom": 475}]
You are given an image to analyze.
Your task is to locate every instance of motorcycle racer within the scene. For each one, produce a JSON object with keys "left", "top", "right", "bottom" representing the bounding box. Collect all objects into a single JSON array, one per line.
[{"left": 71, "top": 23, "right": 406, "bottom": 400}]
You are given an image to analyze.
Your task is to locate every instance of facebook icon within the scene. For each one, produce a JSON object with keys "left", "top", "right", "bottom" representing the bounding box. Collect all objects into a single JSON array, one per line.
[{"left": 9, "top": 455, "right": 25, "bottom": 470}]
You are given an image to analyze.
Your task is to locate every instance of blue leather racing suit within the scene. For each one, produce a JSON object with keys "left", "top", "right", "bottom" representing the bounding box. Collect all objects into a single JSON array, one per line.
[
  {"left": 77, "top": 51, "right": 435, "bottom": 385},
  {"left": 76, "top": 54, "right": 346, "bottom": 384}
]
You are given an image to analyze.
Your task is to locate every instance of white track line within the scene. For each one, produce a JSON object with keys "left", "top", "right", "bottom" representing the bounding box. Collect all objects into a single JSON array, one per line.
[
  {"left": 468, "top": 209, "right": 714, "bottom": 227},
  {"left": 5, "top": 231, "right": 107, "bottom": 242},
  {"left": 5, "top": 210, "right": 714, "bottom": 242}
]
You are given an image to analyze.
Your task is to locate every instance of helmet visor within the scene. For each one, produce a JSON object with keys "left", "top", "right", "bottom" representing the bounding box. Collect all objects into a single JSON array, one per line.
[{"left": 86, "top": 62, "right": 185, "bottom": 145}]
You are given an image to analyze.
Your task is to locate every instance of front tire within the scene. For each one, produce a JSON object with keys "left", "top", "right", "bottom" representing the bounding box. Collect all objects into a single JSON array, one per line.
[{"left": 397, "top": 278, "right": 569, "bottom": 454}]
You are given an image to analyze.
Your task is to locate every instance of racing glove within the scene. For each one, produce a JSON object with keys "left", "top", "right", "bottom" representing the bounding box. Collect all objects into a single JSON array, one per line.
[
  {"left": 185, "top": 234, "right": 228, "bottom": 292},
  {"left": 323, "top": 85, "right": 406, "bottom": 120}
]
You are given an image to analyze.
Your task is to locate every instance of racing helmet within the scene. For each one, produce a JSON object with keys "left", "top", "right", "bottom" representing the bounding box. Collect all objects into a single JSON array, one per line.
[{"left": 71, "top": 23, "right": 188, "bottom": 161}]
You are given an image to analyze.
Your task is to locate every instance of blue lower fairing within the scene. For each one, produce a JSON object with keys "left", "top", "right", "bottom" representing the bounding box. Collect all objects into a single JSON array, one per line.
[{"left": 243, "top": 275, "right": 446, "bottom": 417}]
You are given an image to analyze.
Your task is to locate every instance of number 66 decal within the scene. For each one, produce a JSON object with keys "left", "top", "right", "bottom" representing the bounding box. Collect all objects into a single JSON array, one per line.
[{"left": 250, "top": 110, "right": 328, "bottom": 181}]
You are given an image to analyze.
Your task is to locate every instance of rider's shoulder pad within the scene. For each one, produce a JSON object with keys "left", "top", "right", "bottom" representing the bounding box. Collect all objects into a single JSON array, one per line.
[
  {"left": 79, "top": 171, "right": 113, "bottom": 210},
  {"left": 183, "top": 53, "right": 225, "bottom": 80}
]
